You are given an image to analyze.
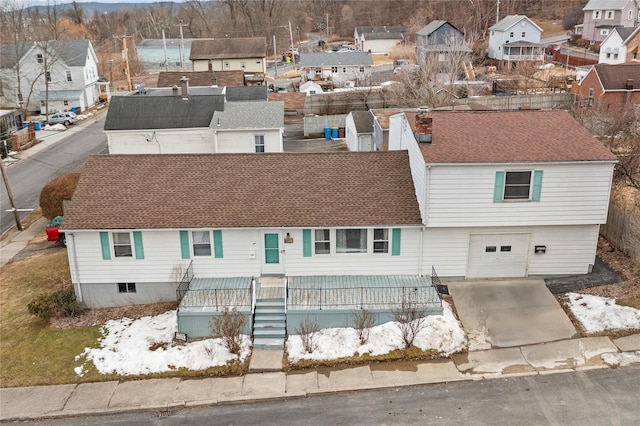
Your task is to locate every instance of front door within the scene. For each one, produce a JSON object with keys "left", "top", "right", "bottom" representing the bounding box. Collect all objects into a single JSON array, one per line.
[{"left": 262, "top": 233, "right": 284, "bottom": 274}]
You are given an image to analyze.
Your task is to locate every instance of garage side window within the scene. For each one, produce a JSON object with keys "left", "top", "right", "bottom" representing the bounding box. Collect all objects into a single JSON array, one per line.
[{"left": 494, "top": 170, "right": 543, "bottom": 202}]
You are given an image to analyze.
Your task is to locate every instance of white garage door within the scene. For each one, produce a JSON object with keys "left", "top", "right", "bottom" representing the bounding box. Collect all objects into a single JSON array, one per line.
[{"left": 467, "top": 233, "right": 531, "bottom": 278}]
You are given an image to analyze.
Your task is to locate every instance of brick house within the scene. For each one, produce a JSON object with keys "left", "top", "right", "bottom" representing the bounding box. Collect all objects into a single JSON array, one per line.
[{"left": 578, "top": 63, "right": 640, "bottom": 111}]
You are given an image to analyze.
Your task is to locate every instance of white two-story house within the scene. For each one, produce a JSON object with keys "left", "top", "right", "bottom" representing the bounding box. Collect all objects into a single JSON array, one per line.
[
  {"left": 488, "top": 15, "right": 544, "bottom": 70},
  {"left": 388, "top": 109, "right": 617, "bottom": 278},
  {"left": 0, "top": 40, "right": 99, "bottom": 113}
]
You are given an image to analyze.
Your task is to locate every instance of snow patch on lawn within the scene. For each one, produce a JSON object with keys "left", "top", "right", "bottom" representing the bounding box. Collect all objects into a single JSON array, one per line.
[{"left": 567, "top": 293, "right": 640, "bottom": 333}]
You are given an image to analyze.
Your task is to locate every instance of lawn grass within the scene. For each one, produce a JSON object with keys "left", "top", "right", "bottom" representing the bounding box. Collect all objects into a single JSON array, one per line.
[
  {"left": 0, "top": 251, "right": 108, "bottom": 387},
  {"left": 617, "top": 296, "right": 640, "bottom": 309}
]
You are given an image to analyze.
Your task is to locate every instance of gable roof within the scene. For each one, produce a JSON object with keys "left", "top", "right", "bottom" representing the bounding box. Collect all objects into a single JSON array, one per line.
[
  {"left": 225, "top": 85, "right": 268, "bottom": 102},
  {"left": 299, "top": 52, "right": 374, "bottom": 67},
  {"left": 407, "top": 110, "right": 617, "bottom": 163},
  {"left": 212, "top": 101, "right": 283, "bottom": 129},
  {"left": 350, "top": 111, "right": 374, "bottom": 133},
  {"left": 137, "top": 38, "right": 193, "bottom": 49},
  {"left": 417, "top": 20, "right": 464, "bottom": 36},
  {"left": 590, "top": 63, "right": 640, "bottom": 90},
  {"left": 189, "top": 37, "right": 267, "bottom": 60},
  {"left": 583, "top": 0, "right": 632, "bottom": 10},
  {"left": 0, "top": 41, "right": 35, "bottom": 69},
  {"left": 48, "top": 40, "right": 92, "bottom": 67},
  {"left": 104, "top": 95, "right": 225, "bottom": 131},
  {"left": 62, "top": 151, "right": 422, "bottom": 230},
  {"left": 355, "top": 26, "right": 405, "bottom": 40},
  {"left": 489, "top": 15, "right": 542, "bottom": 32}
]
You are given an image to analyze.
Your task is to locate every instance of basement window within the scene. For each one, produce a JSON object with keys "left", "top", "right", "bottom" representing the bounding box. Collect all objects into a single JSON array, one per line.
[{"left": 118, "top": 283, "right": 136, "bottom": 293}]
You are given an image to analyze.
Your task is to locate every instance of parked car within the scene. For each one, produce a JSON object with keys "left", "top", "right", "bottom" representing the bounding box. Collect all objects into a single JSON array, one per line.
[
  {"left": 545, "top": 44, "right": 561, "bottom": 55},
  {"left": 48, "top": 112, "right": 77, "bottom": 125}
]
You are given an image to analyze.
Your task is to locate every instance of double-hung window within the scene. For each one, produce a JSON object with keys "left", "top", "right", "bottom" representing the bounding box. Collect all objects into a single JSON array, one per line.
[
  {"left": 494, "top": 170, "right": 543, "bottom": 202},
  {"left": 373, "top": 229, "right": 389, "bottom": 253},
  {"left": 36, "top": 54, "right": 43, "bottom": 63},
  {"left": 314, "top": 229, "right": 330, "bottom": 254},
  {"left": 192, "top": 231, "right": 212, "bottom": 256},
  {"left": 66, "top": 70, "right": 72, "bottom": 81},
  {"left": 113, "top": 232, "right": 133, "bottom": 257},
  {"left": 336, "top": 229, "right": 367, "bottom": 253},
  {"left": 254, "top": 135, "right": 265, "bottom": 152},
  {"left": 504, "top": 171, "right": 532, "bottom": 200}
]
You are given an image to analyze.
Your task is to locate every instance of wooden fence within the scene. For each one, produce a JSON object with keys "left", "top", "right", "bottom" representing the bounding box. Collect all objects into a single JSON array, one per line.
[
  {"left": 552, "top": 52, "right": 597, "bottom": 67},
  {"left": 601, "top": 202, "right": 640, "bottom": 263}
]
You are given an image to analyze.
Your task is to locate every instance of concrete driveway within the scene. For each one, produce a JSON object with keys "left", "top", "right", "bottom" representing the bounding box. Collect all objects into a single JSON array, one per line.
[{"left": 448, "top": 280, "right": 578, "bottom": 349}]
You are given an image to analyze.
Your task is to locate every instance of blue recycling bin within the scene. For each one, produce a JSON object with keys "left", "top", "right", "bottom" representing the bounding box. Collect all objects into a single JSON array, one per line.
[
  {"left": 71, "top": 107, "right": 78, "bottom": 114},
  {"left": 23, "top": 122, "right": 29, "bottom": 128},
  {"left": 324, "top": 127, "right": 331, "bottom": 139},
  {"left": 331, "top": 127, "right": 338, "bottom": 139},
  {"left": 34, "top": 121, "right": 42, "bottom": 131}
]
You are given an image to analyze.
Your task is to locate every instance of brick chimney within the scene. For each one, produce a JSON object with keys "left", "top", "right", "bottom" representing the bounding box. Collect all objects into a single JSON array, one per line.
[
  {"left": 180, "top": 76, "right": 189, "bottom": 100},
  {"left": 414, "top": 107, "right": 433, "bottom": 143}
]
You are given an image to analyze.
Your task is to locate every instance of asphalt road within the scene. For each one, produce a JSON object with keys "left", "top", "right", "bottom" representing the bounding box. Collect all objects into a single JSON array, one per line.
[
  {"left": 24, "top": 366, "right": 640, "bottom": 425},
  {"left": 0, "top": 114, "right": 108, "bottom": 234}
]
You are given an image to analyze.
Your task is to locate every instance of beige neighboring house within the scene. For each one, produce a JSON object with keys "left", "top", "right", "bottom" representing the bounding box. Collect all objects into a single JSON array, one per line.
[{"left": 189, "top": 38, "right": 267, "bottom": 86}]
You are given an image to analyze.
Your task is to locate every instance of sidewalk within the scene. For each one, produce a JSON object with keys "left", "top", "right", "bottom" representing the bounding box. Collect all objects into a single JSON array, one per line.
[{"left": 1, "top": 333, "right": 638, "bottom": 421}]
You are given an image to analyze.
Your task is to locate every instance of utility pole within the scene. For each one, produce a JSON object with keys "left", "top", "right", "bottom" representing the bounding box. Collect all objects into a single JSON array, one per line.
[
  {"left": 326, "top": 13, "right": 329, "bottom": 41},
  {"left": 496, "top": 0, "right": 500, "bottom": 25},
  {"left": 0, "top": 160, "right": 24, "bottom": 231},
  {"left": 273, "top": 35, "right": 278, "bottom": 78},
  {"left": 114, "top": 35, "right": 133, "bottom": 92},
  {"left": 176, "top": 20, "right": 188, "bottom": 71},
  {"left": 288, "top": 20, "right": 295, "bottom": 66},
  {"left": 162, "top": 28, "right": 169, "bottom": 70}
]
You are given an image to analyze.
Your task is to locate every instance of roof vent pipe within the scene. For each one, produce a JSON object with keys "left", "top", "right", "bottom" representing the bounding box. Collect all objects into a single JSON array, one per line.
[
  {"left": 180, "top": 76, "right": 189, "bottom": 100},
  {"left": 172, "top": 85, "right": 179, "bottom": 95}
]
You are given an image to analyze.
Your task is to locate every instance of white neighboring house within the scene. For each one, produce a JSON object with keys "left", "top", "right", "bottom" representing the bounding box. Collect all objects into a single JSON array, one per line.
[
  {"left": 104, "top": 81, "right": 284, "bottom": 154},
  {"left": 487, "top": 15, "right": 544, "bottom": 69},
  {"left": 353, "top": 26, "right": 405, "bottom": 54},
  {"left": 345, "top": 110, "right": 374, "bottom": 151},
  {"left": 0, "top": 40, "right": 99, "bottom": 113},
  {"left": 299, "top": 52, "right": 374, "bottom": 87},
  {"left": 388, "top": 109, "right": 617, "bottom": 278},
  {"left": 598, "top": 26, "right": 640, "bottom": 63}
]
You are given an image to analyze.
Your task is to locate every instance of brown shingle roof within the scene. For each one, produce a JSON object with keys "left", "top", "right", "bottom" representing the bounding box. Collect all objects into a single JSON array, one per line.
[
  {"left": 156, "top": 71, "right": 246, "bottom": 89},
  {"left": 268, "top": 92, "right": 306, "bottom": 112},
  {"left": 409, "top": 110, "right": 617, "bottom": 163},
  {"left": 592, "top": 63, "right": 640, "bottom": 91},
  {"left": 63, "top": 152, "right": 421, "bottom": 230},
  {"left": 371, "top": 108, "right": 413, "bottom": 130},
  {"left": 190, "top": 37, "right": 267, "bottom": 60}
]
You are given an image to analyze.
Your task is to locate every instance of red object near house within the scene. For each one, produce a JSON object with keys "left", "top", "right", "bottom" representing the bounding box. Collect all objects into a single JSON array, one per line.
[{"left": 46, "top": 225, "right": 61, "bottom": 242}]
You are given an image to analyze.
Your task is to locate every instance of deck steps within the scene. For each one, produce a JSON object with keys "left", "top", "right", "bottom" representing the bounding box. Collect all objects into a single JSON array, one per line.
[{"left": 253, "top": 296, "right": 286, "bottom": 350}]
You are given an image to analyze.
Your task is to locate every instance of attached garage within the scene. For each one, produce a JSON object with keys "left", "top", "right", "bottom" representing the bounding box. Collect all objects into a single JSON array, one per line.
[{"left": 467, "top": 233, "right": 531, "bottom": 278}]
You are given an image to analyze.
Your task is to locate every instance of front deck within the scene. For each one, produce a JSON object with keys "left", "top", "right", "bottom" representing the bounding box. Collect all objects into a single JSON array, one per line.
[{"left": 176, "top": 273, "right": 443, "bottom": 338}]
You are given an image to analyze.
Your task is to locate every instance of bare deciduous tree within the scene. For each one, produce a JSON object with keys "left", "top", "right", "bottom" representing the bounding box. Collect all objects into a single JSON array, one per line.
[
  {"left": 393, "top": 299, "right": 427, "bottom": 349},
  {"left": 352, "top": 308, "right": 375, "bottom": 345},
  {"left": 209, "top": 308, "right": 246, "bottom": 357},
  {"left": 295, "top": 317, "right": 320, "bottom": 353}
]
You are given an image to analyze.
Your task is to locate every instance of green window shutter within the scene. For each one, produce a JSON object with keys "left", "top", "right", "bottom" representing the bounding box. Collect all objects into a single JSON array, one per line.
[
  {"left": 391, "top": 228, "right": 401, "bottom": 256},
  {"left": 133, "top": 231, "right": 144, "bottom": 259},
  {"left": 213, "top": 230, "right": 223, "bottom": 258},
  {"left": 493, "top": 171, "right": 505, "bottom": 203},
  {"left": 100, "top": 232, "right": 111, "bottom": 260},
  {"left": 532, "top": 170, "right": 543, "bottom": 202},
  {"left": 179, "top": 230, "right": 190, "bottom": 259},
  {"left": 302, "top": 229, "right": 312, "bottom": 257}
]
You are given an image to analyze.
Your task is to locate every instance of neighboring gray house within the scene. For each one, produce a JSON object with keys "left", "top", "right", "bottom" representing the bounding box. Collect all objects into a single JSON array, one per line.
[
  {"left": 345, "top": 110, "right": 374, "bottom": 151},
  {"left": 353, "top": 26, "right": 405, "bottom": 54},
  {"left": 299, "top": 52, "right": 374, "bottom": 87},
  {"left": 104, "top": 80, "right": 283, "bottom": 154},
  {"left": 488, "top": 15, "right": 544, "bottom": 69},
  {"left": 0, "top": 40, "right": 99, "bottom": 113},
  {"left": 415, "top": 20, "right": 471, "bottom": 65},
  {"left": 136, "top": 39, "right": 193, "bottom": 72},
  {"left": 576, "top": 0, "right": 640, "bottom": 45}
]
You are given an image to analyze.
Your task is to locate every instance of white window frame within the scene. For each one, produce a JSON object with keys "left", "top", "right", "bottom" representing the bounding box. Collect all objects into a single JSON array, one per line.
[
  {"left": 118, "top": 283, "right": 136, "bottom": 293},
  {"left": 336, "top": 229, "right": 368, "bottom": 254},
  {"left": 63, "top": 100, "right": 69, "bottom": 106},
  {"left": 224, "top": 61, "right": 230, "bottom": 70},
  {"left": 112, "top": 232, "right": 133, "bottom": 258},
  {"left": 373, "top": 228, "right": 389, "bottom": 254},
  {"left": 504, "top": 171, "right": 532, "bottom": 200},
  {"left": 605, "top": 10, "right": 614, "bottom": 19},
  {"left": 593, "top": 10, "right": 601, "bottom": 19},
  {"left": 600, "top": 29, "right": 609, "bottom": 36},
  {"left": 314, "top": 229, "right": 330, "bottom": 254},
  {"left": 509, "top": 31, "right": 514, "bottom": 38},
  {"left": 521, "top": 31, "right": 526, "bottom": 37},
  {"left": 629, "top": 10, "right": 633, "bottom": 20},
  {"left": 254, "top": 134, "right": 265, "bottom": 152},
  {"left": 192, "top": 230, "right": 212, "bottom": 256},
  {"left": 36, "top": 54, "right": 43, "bottom": 63},
  {"left": 66, "top": 70, "right": 72, "bottom": 81}
]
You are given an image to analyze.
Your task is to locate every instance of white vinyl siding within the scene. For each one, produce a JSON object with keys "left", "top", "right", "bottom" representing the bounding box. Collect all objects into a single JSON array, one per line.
[
  {"left": 422, "top": 225, "right": 600, "bottom": 278},
  {"left": 424, "top": 163, "right": 614, "bottom": 227},
  {"left": 107, "top": 129, "right": 214, "bottom": 154},
  {"left": 217, "top": 129, "right": 282, "bottom": 153}
]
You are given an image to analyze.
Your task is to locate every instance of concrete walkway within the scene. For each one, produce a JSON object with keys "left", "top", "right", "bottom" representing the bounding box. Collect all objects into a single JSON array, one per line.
[{"left": 1, "top": 334, "right": 638, "bottom": 421}]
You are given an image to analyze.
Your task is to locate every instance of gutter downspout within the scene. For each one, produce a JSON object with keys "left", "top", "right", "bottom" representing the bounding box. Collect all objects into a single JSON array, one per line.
[
  {"left": 418, "top": 226, "right": 425, "bottom": 277},
  {"left": 69, "top": 234, "right": 83, "bottom": 303}
]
